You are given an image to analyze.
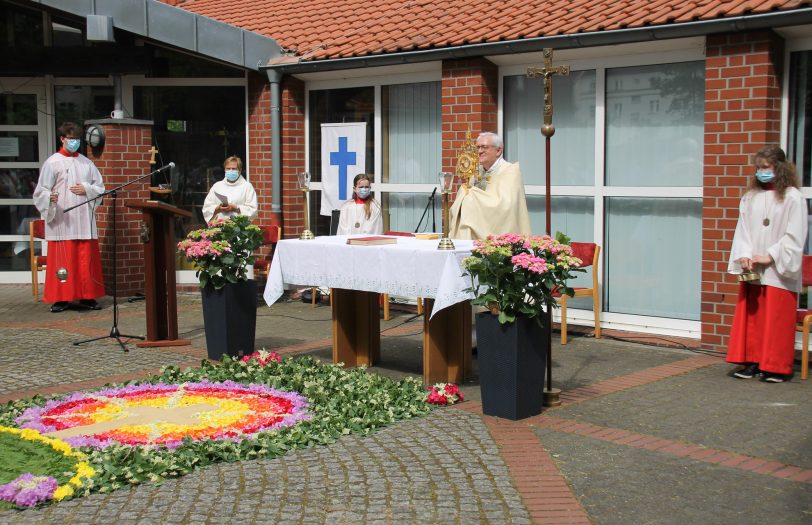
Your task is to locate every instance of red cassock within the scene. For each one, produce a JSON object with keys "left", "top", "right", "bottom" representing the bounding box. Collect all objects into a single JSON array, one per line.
[
  {"left": 43, "top": 239, "right": 106, "bottom": 303},
  {"left": 726, "top": 282, "right": 797, "bottom": 375}
]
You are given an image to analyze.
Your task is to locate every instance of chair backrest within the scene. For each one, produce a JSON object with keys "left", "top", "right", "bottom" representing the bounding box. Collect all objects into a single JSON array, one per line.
[
  {"left": 330, "top": 209, "right": 341, "bottom": 236},
  {"left": 260, "top": 225, "right": 281, "bottom": 245},
  {"left": 570, "top": 242, "right": 598, "bottom": 269},
  {"left": 31, "top": 219, "right": 45, "bottom": 239},
  {"left": 802, "top": 255, "right": 812, "bottom": 287}
]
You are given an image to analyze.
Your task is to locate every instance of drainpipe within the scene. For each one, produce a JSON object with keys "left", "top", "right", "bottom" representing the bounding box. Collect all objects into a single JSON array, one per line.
[
  {"left": 112, "top": 75, "right": 123, "bottom": 118},
  {"left": 266, "top": 68, "right": 283, "bottom": 226}
]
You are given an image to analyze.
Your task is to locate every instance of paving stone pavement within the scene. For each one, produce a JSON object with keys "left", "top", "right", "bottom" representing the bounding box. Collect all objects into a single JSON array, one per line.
[
  {"left": 2, "top": 410, "right": 532, "bottom": 525},
  {"left": 0, "top": 284, "right": 810, "bottom": 524}
]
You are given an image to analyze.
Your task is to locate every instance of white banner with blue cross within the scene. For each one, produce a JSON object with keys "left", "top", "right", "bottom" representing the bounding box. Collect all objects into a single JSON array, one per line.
[{"left": 320, "top": 122, "right": 366, "bottom": 216}]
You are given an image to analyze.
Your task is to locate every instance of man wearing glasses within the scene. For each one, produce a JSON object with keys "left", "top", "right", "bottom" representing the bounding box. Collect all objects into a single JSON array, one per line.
[{"left": 449, "top": 132, "right": 531, "bottom": 240}]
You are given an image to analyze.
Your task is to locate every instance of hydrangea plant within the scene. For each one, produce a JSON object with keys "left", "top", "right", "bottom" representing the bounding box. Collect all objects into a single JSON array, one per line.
[
  {"left": 177, "top": 215, "right": 263, "bottom": 290},
  {"left": 462, "top": 232, "right": 584, "bottom": 324}
]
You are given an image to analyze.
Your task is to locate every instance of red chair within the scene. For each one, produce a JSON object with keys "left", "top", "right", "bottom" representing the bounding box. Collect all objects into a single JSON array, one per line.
[
  {"left": 794, "top": 255, "right": 812, "bottom": 380},
  {"left": 29, "top": 219, "right": 47, "bottom": 302},
  {"left": 556, "top": 242, "right": 601, "bottom": 345},
  {"left": 253, "top": 224, "right": 282, "bottom": 282}
]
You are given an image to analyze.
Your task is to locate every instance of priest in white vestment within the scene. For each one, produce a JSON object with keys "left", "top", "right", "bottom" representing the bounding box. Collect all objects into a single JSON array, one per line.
[
  {"left": 336, "top": 174, "right": 383, "bottom": 235},
  {"left": 449, "top": 132, "right": 531, "bottom": 240},
  {"left": 202, "top": 156, "right": 258, "bottom": 224},
  {"left": 32, "top": 122, "right": 106, "bottom": 313}
]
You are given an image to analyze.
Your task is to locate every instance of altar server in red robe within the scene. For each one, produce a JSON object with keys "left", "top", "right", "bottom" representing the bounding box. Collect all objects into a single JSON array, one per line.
[
  {"left": 33, "top": 122, "right": 106, "bottom": 313},
  {"left": 727, "top": 145, "right": 807, "bottom": 383}
]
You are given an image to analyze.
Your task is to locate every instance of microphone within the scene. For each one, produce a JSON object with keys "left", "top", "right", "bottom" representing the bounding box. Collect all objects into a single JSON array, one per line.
[
  {"left": 156, "top": 162, "right": 174, "bottom": 172},
  {"left": 430, "top": 186, "right": 437, "bottom": 200}
]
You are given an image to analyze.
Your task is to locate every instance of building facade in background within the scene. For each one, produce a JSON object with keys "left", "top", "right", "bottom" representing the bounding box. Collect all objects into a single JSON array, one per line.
[{"left": 2, "top": 0, "right": 812, "bottom": 352}]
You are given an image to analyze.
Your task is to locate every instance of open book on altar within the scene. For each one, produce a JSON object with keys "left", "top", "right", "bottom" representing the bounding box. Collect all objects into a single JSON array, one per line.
[{"left": 346, "top": 236, "right": 397, "bottom": 246}]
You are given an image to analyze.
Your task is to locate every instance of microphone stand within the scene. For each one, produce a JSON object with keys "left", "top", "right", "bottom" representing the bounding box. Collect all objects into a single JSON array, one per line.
[
  {"left": 414, "top": 187, "right": 438, "bottom": 233},
  {"left": 68, "top": 164, "right": 174, "bottom": 352}
]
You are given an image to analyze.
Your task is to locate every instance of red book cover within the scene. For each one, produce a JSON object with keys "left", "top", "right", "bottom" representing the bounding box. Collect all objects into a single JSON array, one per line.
[{"left": 346, "top": 236, "right": 398, "bottom": 246}]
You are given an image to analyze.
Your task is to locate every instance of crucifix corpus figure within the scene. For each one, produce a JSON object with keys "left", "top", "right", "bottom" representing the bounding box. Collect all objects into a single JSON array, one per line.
[{"left": 527, "top": 48, "right": 570, "bottom": 140}]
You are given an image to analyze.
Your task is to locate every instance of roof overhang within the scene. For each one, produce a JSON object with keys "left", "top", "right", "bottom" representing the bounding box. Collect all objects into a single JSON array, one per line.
[
  {"left": 262, "top": 8, "right": 812, "bottom": 75},
  {"left": 28, "top": 0, "right": 282, "bottom": 71}
]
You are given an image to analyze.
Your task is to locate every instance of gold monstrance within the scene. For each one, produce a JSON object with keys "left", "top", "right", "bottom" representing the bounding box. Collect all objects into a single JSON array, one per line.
[{"left": 455, "top": 128, "right": 480, "bottom": 190}]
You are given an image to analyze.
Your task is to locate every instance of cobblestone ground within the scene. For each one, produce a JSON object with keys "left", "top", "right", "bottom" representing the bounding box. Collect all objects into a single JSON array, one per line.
[
  {"left": 0, "top": 329, "right": 195, "bottom": 395},
  {"left": 1, "top": 285, "right": 811, "bottom": 525},
  {"left": 1, "top": 410, "right": 532, "bottom": 525}
]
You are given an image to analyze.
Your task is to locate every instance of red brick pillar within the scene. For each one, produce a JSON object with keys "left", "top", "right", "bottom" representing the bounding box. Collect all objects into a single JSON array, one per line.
[
  {"left": 248, "top": 72, "right": 274, "bottom": 229},
  {"left": 85, "top": 120, "right": 153, "bottom": 297},
  {"left": 701, "top": 30, "right": 784, "bottom": 351},
  {"left": 441, "top": 58, "right": 498, "bottom": 183},
  {"left": 281, "top": 76, "right": 306, "bottom": 238}
]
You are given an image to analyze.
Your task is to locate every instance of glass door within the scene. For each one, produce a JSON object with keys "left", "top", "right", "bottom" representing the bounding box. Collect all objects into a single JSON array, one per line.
[{"left": 0, "top": 82, "right": 48, "bottom": 279}]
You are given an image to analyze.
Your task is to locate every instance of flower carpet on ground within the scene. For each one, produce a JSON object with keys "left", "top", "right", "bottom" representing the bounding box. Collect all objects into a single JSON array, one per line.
[{"left": 0, "top": 352, "right": 434, "bottom": 508}]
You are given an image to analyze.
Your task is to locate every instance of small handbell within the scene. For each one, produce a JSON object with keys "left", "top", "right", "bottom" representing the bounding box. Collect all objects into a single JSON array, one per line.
[{"left": 56, "top": 267, "right": 68, "bottom": 282}]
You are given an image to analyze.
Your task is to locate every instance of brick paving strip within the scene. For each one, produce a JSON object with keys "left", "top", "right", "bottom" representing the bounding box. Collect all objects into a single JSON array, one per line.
[
  {"left": 483, "top": 415, "right": 592, "bottom": 525},
  {"left": 458, "top": 352, "right": 812, "bottom": 524},
  {"left": 528, "top": 415, "right": 812, "bottom": 484}
]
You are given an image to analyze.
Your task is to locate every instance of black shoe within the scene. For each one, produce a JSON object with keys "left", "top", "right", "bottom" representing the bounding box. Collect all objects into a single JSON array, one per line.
[
  {"left": 733, "top": 363, "right": 761, "bottom": 379},
  {"left": 79, "top": 299, "right": 101, "bottom": 310},
  {"left": 761, "top": 373, "right": 786, "bottom": 383},
  {"left": 50, "top": 301, "right": 69, "bottom": 313}
]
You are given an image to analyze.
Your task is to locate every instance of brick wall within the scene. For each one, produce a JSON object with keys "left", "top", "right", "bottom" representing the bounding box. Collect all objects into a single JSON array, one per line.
[
  {"left": 701, "top": 30, "right": 784, "bottom": 351},
  {"left": 248, "top": 72, "right": 274, "bottom": 230},
  {"left": 441, "top": 58, "right": 498, "bottom": 183},
  {"left": 87, "top": 123, "right": 153, "bottom": 297},
  {"left": 281, "top": 76, "right": 306, "bottom": 239}
]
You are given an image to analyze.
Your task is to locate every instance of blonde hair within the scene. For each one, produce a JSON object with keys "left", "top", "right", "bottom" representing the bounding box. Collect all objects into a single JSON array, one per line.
[
  {"left": 223, "top": 156, "right": 243, "bottom": 173},
  {"left": 353, "top": 173, "right": 374, "bottom": 219}
]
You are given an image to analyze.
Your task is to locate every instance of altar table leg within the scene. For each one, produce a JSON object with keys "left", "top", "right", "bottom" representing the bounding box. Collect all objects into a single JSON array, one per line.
[
  {"left": 422, "top": 299, "right": 471, "bottom": 385},
  {"left": 331, "top": 288, "right": 380, "bottom": 367}
]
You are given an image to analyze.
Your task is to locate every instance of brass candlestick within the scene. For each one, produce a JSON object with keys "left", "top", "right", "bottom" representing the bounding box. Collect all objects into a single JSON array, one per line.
[
  {"left": 298, "top": 172, "right": 314, "bottom": 240},
  {"left": 438, "top": 171, "right": 455, "bottom": 250}
]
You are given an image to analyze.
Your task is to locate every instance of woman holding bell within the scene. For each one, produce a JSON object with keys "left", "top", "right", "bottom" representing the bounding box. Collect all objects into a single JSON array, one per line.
[
  {"left": 336, "top": 173, "right": 382, "bottom": 235},
  {"left": 727, "top": 145, "right": 807, "bottom": 383}
]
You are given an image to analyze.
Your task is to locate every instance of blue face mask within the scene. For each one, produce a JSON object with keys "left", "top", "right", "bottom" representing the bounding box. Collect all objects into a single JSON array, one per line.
[
  {"left": 755, "top": 170, "right": 775, "bottom": 183},
  {"left": 65, "top": 138, "right": 81, "bottom": 153},
  {"left": 357, "top": 187, "right": 371, "bottom": 199},
  {"left": 225, "top": 170, "right": 240, "bottom": 182}
]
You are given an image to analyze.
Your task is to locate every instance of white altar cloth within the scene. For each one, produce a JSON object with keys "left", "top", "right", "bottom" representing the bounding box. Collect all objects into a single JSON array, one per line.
[{"left": 263, "top": 235, "right": 475, "bottom": 318}]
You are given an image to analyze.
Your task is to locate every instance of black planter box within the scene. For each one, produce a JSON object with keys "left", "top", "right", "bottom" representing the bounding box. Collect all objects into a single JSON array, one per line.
[
  {"left": 201, "top": 280, "right": 257, "bottom": 361},
  {"left": 476, "top": 312, "right": 548, "bottom": 420}
]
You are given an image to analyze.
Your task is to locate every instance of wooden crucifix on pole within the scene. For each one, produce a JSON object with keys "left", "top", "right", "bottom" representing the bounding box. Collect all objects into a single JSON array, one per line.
[
  {"left": 527, "top": 48, "right": 570, "bottom": 236},
  {"left": 527, "top": 48, "right": 569, "bottom": 408}
]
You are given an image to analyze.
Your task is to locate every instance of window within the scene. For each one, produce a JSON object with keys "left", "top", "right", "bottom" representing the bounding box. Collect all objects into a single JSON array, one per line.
[
  {"left": 788, "top": 50, "right": 812, "bottom": 187},
  {"left": 503, "top": 58, "right": 705, "bottom": 329},
  {"left": 308, "top": 87, "right": 374, "bottom": 235},
  {"left": 504, "top": 71, "right": 596, "bottom": 186},
  {"left": 134, "top": 86, "right": 247, "bottom": 256},
  {"left": 606, "top": 62, "right": 704, "bottom": 187},
  {"left": 382, "top": 82, "right": 441, "bottom": 232}
]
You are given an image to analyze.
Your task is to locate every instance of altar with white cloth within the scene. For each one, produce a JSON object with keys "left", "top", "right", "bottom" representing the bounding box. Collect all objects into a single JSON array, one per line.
[{"left": 263, "top": 235, "right": 475, "bottom": 384}]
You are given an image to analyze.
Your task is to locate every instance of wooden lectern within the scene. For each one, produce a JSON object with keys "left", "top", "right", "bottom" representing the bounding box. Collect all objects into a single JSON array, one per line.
[{"left": 124, "top": 200, "right": 192, "bottom": 347}]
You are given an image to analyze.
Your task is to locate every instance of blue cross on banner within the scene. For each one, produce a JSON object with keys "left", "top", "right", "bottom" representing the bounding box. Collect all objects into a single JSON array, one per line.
[
  {"left": 320, "top": 122, "right": 366, "bottom": 216},
  {"left": 330, "top": 137, "right": 356, "bottom": 201}
]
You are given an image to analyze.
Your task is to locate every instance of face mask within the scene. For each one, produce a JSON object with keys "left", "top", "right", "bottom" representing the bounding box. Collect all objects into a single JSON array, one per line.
[
  {"left": 225, "top": 170, "right": 240, "bottom": 182},
  {"left": 357, "top": 187, "right": 371, "bottom": 199},
  {"left": 755, "top": 170, "right": 775, "bottom": 183},
  {"left": 65, "top": 138, "right": 81, "bottom": 153}
]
